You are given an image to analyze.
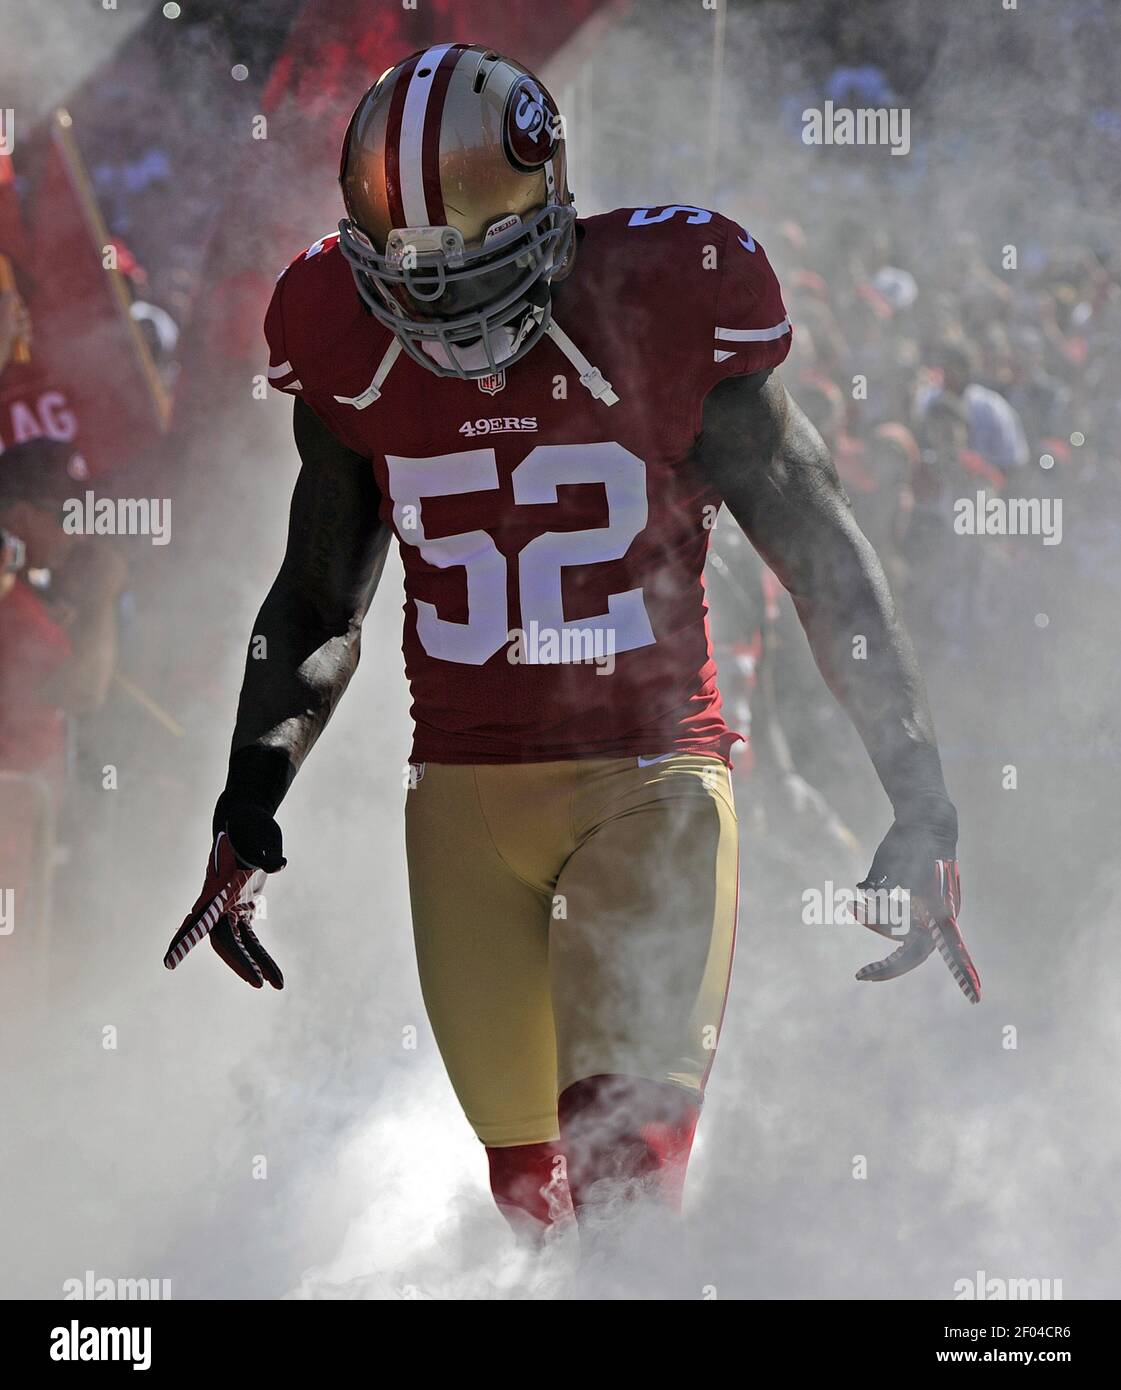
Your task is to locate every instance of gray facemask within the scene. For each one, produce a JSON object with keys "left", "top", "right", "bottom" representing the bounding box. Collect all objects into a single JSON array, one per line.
[{"left": 337, "top": 204, "right": 576, "bottom": 381}]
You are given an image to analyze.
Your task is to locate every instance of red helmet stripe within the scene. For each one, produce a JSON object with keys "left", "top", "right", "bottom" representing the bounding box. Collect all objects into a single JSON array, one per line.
[
  {"left": 420, "top": 45, "right": 465, "bottom": 227},
  {"left": 383, "top": 52, "right": 421, "bottom": 231},
  {"left": 397, "top": 43, "right": 456, "bottom": 227}
]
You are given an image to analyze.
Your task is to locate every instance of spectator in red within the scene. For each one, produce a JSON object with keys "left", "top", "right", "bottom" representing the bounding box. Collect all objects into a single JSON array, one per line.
[{"left": 0, "top": 439, "right": 126, "bottom": 786}]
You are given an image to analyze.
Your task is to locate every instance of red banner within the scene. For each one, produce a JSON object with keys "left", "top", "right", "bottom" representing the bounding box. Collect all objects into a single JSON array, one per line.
[{"left": 0, "top": 112, "right": 170, "bottom": 475}]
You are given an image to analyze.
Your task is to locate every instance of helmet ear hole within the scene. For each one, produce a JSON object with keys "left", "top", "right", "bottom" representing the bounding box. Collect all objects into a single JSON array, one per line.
[{"left": 474, "top": 52, "right": 499, "bottom": 93}]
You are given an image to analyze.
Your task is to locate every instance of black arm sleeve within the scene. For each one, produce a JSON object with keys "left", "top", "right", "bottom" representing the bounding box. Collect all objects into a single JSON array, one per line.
[
  {"left": 694, "top": 370, "right": 953, "bottom": 828},
  {"left": 219, "top": 398, "right": 392, "bottom": 823}
]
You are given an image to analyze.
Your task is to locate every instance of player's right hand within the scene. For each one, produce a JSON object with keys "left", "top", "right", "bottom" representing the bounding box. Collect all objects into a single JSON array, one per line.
[{"left": 163, "top": 804, "right": 287, "bottom": 989}]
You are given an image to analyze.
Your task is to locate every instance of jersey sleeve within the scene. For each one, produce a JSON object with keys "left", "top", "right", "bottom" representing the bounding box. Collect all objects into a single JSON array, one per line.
[
  {"left": 699, "top": 213, "right": 792, "bottom": 403},
  {"left": 263, "top": 265, "right": 306, "bottom": 399}
]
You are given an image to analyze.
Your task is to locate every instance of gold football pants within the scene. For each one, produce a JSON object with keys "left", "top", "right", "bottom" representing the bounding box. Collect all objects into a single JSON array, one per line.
[{"left": 404, "top": 754, "right": 739, "bottom": 1147}]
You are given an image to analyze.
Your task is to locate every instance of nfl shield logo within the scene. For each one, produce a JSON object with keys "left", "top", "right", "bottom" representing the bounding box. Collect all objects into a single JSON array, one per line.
[{"left": 478, "top": 371, "right": 506, "bottom": 396}]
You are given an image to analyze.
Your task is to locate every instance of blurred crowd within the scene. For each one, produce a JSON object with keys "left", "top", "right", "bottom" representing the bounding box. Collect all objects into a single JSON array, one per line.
[
  {"left": 703, "top": 195, "right": 1121, "bottom": 862},
  {"left": 2, "top": 0, "right": 1119, "bottom": 945},
  {"left": 695, "top": 0, "right": 1121, "bottom": 856}
]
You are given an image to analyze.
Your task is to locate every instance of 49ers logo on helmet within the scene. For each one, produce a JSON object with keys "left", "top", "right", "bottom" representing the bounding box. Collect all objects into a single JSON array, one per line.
[{"left": 502, "top": 77, "right": 560, "bottom": 172}]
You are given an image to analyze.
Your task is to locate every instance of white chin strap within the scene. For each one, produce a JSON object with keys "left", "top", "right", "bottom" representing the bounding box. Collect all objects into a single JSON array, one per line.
[
  {"left": 545, "top": 319, "right": 619, "bottom": 405},
  {"left": 412, "top": 311, "right": 620, "bottom": 406}
]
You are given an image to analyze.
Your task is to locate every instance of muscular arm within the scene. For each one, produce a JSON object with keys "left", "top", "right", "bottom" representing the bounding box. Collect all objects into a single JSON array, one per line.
[
  {"left": 220, "top": 397, "right": 392, "bottom": 820},
  {"left": 695, "top": 371, "right": 953, "bottom": 831}
]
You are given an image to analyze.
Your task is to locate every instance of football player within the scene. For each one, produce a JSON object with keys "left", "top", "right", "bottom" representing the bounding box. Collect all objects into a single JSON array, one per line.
[{"left": 165, "top": 45, "right": 980, "bottom": 1244}]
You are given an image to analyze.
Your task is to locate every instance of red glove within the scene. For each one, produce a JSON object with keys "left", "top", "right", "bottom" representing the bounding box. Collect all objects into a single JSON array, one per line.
[
  {"left": 853, "top": 819, "right": 980, "bottom": 1003},
  {"left": 164, "top": 806, "right": 286, "bottom": 989}
]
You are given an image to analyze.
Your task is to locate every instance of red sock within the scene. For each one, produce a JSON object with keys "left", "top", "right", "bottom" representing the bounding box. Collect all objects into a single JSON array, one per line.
[
  {"left": 486, "top": 1140, "right": 573, "bottom": 1243},
  {"left": 557, "top": 1074, "right": 700, "bottom": 1216}
]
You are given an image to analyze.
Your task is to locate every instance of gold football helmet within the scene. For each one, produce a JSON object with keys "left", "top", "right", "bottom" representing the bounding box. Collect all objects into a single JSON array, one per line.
[{"left": 337, "top": 44, "right": 576, "bottom": 380}]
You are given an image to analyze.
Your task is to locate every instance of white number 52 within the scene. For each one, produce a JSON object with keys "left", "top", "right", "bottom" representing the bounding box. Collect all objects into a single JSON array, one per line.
[{"left": 386, "top": 441, "right": 656, "bottom": 665}]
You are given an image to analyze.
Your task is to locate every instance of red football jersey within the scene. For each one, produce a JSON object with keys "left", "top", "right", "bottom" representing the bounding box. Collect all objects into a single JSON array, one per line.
[{"left": 265, "top": 205, "right": 792, "bottom": 763}]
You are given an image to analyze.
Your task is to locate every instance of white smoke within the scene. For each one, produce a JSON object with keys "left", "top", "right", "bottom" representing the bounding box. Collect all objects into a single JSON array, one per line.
[{"left": 1, "top": 0, "right": 1118, "bottom": 1302}]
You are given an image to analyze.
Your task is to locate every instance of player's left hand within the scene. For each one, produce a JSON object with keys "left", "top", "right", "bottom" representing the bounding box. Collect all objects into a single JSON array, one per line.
[{"left": 852, "top": 816, "right": 980, "bottom": 1003}]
